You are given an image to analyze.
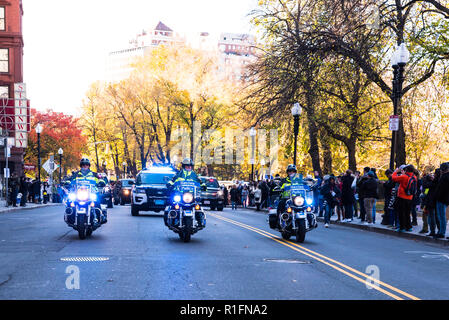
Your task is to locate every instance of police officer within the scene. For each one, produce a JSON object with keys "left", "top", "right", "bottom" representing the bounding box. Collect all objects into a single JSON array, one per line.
[
  {"left": 167, "top": 158, "right": 204, "bottom": 187},
  {"left": 165, "top": 158, "right": 206, "bottom": 226},
  {"left": 70, "top": 158, "right": 107, "bottom": 224},
  {"left": 277, "top": 164, "right": 299, "bottom": 218}
]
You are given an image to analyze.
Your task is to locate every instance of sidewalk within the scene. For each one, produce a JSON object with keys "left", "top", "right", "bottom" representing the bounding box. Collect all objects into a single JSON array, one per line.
[
  {"left": 245, "top": 205, "right": 449, "bottom": 247},
  {"left": 0, "top": 200, "right": 61, "bottom": 214}
]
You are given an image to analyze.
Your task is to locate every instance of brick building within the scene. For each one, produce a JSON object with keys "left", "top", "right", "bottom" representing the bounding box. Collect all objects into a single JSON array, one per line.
[{"left": 0, "top": 0, "right": 28, "bottom": 177}]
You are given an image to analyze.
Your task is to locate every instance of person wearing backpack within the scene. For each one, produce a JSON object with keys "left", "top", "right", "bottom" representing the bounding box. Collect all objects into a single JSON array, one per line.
[
  {"left": 392, "top": 164, "right": 417, "bottom": 232},
  {"left": 433, "top": 163, "right": 449, "bottom": 239}
]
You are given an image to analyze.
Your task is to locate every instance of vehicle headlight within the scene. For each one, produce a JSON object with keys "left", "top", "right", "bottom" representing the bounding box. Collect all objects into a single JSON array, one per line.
[
  {"left": 68, "top": 193, "right": 76, "bottom": 202},
  {"left": 294, "top": 196, "right": 305, "bottom": 206},
  {"left": 183, "top": 192, "right": 194, "bottom": 204},
  {"left": 173, "top": 195, "right": 181, "bottom": 203},
  {"left": 77, "top": 189, "right": 90, "bottom": 201},
  {"left": 124, "top": 189, "right": 130, "bottom": 195},
  {"left": 306, "top": 197, "right": 313, "bottom": 205},
  {"left": 90, "top": 193, "right": 97, "bottom": 201},
  {"left": 218, "top": 190, "right": 224, "bottom": 196}
]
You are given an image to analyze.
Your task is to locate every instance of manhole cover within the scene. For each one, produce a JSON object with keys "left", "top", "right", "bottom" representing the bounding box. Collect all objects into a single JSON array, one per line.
[
  {"left": 264, "top": 258, "right": 311, "bottom": 264},
  {"left": 60, "top": 257, "right": 109, "bottom": 262}
]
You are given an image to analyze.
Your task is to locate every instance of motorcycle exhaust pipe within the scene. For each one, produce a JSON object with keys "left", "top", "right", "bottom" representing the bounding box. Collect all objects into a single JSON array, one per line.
[
  {"left": 280, "top": 213, "right": 290, "bottom": 221},
  {"left": 169, "top": 210, "right": 178, "bottom": 218}
]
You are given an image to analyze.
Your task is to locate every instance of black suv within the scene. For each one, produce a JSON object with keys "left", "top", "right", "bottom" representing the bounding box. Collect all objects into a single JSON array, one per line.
[
  {"left": 199, "top": 176, "right": 224, "bottom": 211},
  {"left": 131, "top": 166, "right": 177, "bottom": 216}
]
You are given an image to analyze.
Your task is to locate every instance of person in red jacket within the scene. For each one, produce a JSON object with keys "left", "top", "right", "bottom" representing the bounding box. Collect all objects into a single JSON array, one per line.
[{"left": 392, "top": 164, "right": 416, "bottom": 232}]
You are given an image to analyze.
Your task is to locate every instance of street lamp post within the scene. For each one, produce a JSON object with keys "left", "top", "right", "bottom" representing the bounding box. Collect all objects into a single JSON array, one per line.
[
  {"left": 389, "top": 43, "right": 410, "bottom": 169},
  {"left": 291, "top": 103, "right": 302, "bottom": 167},
  {"left": 249, "top": 127, "right": 256, "bottom": 182},
  {"left": 58, "top": 148, "right": 63, "bottom": 184},
  {"left": 35, "top": 124, "right": 43, "bottom": 204}
]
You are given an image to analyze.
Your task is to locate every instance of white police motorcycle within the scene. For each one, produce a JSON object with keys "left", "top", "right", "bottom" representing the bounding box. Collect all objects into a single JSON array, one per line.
[
  {"left": 268, "top": 176, "right": 318, "bottom": 243},
  {"left": 64, "top": 181, "right": 106, "bottom": 239},
  {"left": 165, "top": 180, "right": 206, "bottom": 242}
]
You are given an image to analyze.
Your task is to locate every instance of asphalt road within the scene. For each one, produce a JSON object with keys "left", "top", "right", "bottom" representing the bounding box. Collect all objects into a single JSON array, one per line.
[{"left": 0, "top": 204, "right": 448, "bottom": 300}]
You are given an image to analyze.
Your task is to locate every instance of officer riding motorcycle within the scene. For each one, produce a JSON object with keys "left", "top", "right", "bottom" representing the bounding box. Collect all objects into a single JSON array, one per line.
[
  {"left": 268, "top": 164, "right": 317, "bottom": 242},
  {"left": 164, "top": 158, "right": 207, "bottom": 242},
  {"left": 64, "top": 158, "right": 107, "bottom": 238}
]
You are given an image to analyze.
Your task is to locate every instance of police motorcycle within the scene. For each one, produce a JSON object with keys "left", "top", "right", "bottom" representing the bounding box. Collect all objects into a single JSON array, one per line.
[
  {"left": 165, "top": 180, "right": 206, "bottom": 242},
  {"left": 64, "top": 180, "right": 106, "bottom": 239},
  {"left": 268, "top": 175, "right": 318, "bottom": 243}
]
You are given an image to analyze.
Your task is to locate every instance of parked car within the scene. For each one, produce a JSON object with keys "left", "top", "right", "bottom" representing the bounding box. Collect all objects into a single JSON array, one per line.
[
  {"left": 199, "top": 176, "right": 224, "bottom": 211},
  {"left": 131, "top": 166, "right": 177, "bottom": 216}
]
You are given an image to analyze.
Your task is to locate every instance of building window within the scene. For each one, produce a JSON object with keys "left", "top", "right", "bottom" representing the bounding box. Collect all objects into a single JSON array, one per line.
[
  {"left": 0, "top": 49, "right": 8, "bottom": 72},
  {"left": 0, "top": 85, "right": 8, "bottom": 98},
  {"left": 0, "top": 7, "right": 4, "bottom": 31}
]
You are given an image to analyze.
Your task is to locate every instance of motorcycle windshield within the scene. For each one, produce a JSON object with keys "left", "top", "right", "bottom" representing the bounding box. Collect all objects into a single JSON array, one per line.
[
  {"left": 175, "top": 181, "right": 199, "bottom": 194},
  {"left": 290, "top": 184, "right": 307, "bottom": 198}
]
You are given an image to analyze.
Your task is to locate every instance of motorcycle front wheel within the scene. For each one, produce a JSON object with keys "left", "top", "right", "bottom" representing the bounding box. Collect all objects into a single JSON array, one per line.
[
  {"left": 77, "top": 215, "right": 87, "bottom": 240},
  {"left": 296, "top": 219, "right": 306, "bottom": 243}
]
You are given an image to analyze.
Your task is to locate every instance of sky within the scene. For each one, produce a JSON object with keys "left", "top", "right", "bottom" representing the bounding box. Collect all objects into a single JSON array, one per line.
[{"left": 22, "top": 0, "right": 258, "bottom": 116}]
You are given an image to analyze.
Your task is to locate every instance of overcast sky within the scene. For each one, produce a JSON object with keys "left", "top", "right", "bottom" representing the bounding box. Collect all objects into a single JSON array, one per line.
[{"left": 22, "top": 0, "right": 258, "bottom": 116}]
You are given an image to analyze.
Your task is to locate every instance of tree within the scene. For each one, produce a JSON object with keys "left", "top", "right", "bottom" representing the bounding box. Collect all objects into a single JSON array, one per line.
[{"left": 25, "top": 109, "right": 88, "bottom": 178}]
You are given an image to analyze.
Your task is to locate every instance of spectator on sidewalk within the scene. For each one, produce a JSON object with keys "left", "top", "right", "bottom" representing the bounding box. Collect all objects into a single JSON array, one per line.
[
  {"left": 392, "top": 165, "right": 417, "bottom": 232},
  {"left": 336, "top": 175, "right": 344, "bottom": 221},
  {"left": 382, "top": 169, "right": 395, "bottom": 227},
  {"left": 341, "top": 170, "right": 355, "bottom": 222},
  {"left": 230, "top": 185, "right": 239, "bottom": 211},
  {"left": 433, "top": 162, "right": 449, "bottom": 239},
  {"left": 356, "top": 167, "right": 371, "bottom": 222},
  {"left": 312, "top": 171, "right": 322, "bottom": 215},
  {"left": 241, "top": 185, "right": 249, "bottom": 208},
  {"left": 422, "top": 169, "right": 440, "bottom": 237},
  {"left": 353, "top": 171, "right": 360, "bottom": 218},
  {"left": 361, "top": 171, "right": 378, "bottom": 225},
  {"left": 410, "top": 168, "right": 422, "bottom": 226},
  {"left": 9, "top": 173, "right": 19, "bottom": 207},
  {"left": 320, "top": 176, "right": 341, "bottom": 228},
  {"left": 222, "top": 185, "right": 229, "bottom": 207},
  {"left": 19, "top": 176, "right": 28, "bottom": 207}
]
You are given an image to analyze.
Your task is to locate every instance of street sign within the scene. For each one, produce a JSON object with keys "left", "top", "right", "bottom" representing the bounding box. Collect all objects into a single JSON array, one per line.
[
  {"left": 43, "top": 159, "right": 57, "bottom": 174},
  {"left": 389, "top": 115, "right": 400, "bottom": 131}
]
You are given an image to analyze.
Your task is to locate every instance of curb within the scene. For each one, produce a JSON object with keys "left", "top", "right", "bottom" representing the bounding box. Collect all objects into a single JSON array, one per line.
[
  {"left": 0, "top": 203, "right": 61, "bottom": 214},
  {"left": 242, "top": 206, "right": 449, "bottom": 247},
  {"left": 316, "top": 216, "right": 449, "bottom": 247}
]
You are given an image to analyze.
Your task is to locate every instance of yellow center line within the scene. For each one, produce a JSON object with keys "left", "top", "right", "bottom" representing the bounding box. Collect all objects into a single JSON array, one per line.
[{"left": 210, "top": 213, "right": 420, "bottom": 301}]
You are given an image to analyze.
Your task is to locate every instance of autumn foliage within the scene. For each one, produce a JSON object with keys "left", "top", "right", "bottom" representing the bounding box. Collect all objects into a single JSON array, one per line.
[{"left": 25, "top": 109, "right": 88, "bottom": 178}]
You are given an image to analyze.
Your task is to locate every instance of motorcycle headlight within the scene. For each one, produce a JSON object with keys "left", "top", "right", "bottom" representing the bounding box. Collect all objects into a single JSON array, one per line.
[
  {"left": 306, "top": 197, "right": 313, "bottom": 205},
  {"left": 294, "top": 196, "right": 305, "bottom": 206},
  {"left": 77, "top": 190, "right": 89, "bottom": 201},
  {"left": 68, "top": 193, "right": 76, "bottom": 202},
  {"left": 183, "top": 192, "right": 194, "bottom": 204},
  {"left": 124, "top": 189, "right": 130, "bottom": 195},
  {"left": 104, "top": 187, "right": 110, "bottom": 193},
  {"left": 174, "top": 195, "right": 182, "bottom": 203}
]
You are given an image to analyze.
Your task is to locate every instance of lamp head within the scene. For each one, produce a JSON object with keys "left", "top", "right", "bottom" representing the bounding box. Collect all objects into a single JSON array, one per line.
[
  {"left": 35, "top": 123, "right": 43, "bottom": 134},
  {"left": 291, "top": 103, "right": 302, "bottom": 116}
]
